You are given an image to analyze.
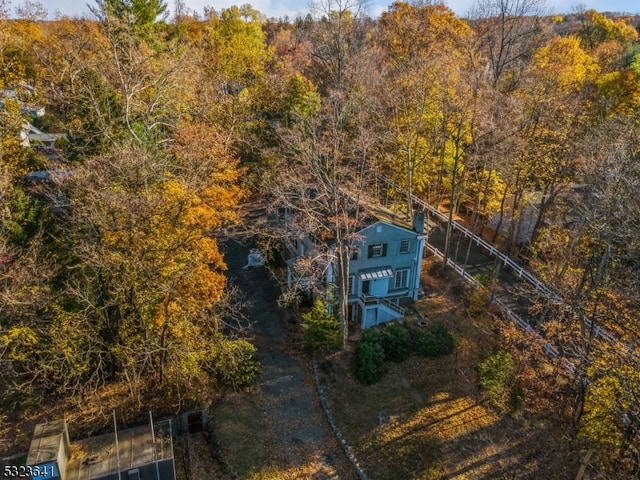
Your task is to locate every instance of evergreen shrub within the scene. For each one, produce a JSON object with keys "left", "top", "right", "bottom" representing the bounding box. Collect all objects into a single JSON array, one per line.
[
  {"left": 352, "top": 338, "right": 386, "bottom": 385},
  {"left": 380, "top": 324, "right": 411, "bottom": 362}
]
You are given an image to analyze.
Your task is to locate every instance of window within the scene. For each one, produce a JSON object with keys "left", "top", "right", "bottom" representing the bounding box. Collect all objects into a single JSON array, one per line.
[
  {"left": 368, "top": 242, "right": 387, "bottom": 258},
  {"left": 394, "top": 269, "right": 409, "bottom": 289},
  {"left": 351, "top": 247, "right": 359, "bottom": 260},
  {"left": 399, "top": 239, "right": 410, "bottom": 254},
  {"left": 348, "top": 275, "right": 355, "bottom": 295}
]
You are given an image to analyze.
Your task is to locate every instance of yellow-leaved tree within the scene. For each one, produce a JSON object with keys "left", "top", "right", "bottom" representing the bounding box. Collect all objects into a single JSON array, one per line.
[
  {"left": 44, "top": 123, "right": 254, "bottom": 409},
  {"left": 379, "top": 2, "right": 478, "bottom": 219}
]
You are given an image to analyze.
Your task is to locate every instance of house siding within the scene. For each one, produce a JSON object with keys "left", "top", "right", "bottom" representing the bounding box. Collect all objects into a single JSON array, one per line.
[
  {"left": 285, "top": 218, "right": 425, "bottom": 329},
  {"left": 348, "top": 221, "right": 425, "bottom": 328}
]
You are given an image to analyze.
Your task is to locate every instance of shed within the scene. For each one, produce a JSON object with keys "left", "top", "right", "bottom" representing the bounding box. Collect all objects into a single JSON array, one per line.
[{"left": 26, "top": 419, "right": 69, "bottom": 480}]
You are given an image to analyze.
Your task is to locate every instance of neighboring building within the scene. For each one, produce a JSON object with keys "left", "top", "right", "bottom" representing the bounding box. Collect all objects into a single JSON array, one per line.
[
  {"left": 26, "top": 417, "right": 176, "bottom": 480},
  {"left": 286, "top": 212, "right": 427, "bottom": 329},
  {"left": 25, "top": 420, "right": 69, "bottom": 480}
]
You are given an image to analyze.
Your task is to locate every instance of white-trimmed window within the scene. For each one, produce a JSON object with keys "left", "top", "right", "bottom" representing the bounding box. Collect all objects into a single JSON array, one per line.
[
  {"left": 399, "top": 238, "right": 410, "bottom": 254},
  {"left": 394, "top": 269, "right": 409, "bottom": 289},
  {"left": 348, "top": 275, "right": 355, "bottom": 295},
  {"left": 368, "top": 242, "right": 387, "bottom": 258}
]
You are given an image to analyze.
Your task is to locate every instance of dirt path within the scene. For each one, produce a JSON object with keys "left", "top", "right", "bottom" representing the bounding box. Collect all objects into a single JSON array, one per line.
[{"left": 211, "top": 239, "right": 357, "bottom": 479}]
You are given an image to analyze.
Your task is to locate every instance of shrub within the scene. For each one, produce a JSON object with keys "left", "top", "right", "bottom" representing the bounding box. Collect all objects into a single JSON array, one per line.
[
  {"left": 301, "top": 299, "right": 341, "bottom": 351},
  {"left": 380, "top": 324, "right": 411, "bottom": 362},
  {"left": 409, "top": 323, "right": 455, "bottom": 357},
  {"left": 361, "top": 327, "right": 383, "bottom": 344},
  {"left": 478, "top": 349, "right": 520, "bottom": 412},
  {"left": 352, "top": 339, "right": 386, "bottom": 385},
  {"left": 212, "top": 339, "right": 260, "bottom": 388},
  {"left": 466, "top": 287, "right": 491, "bottom": 318},
  {"left": 474, "top": 272, "right": 496, "bottom": 288},
  {"left": 411, "top": 328, "right": 436, "bottom": 356},
  {"left": 429, "top": 323, "right": 455, "bottom": 356},
  {"left": 352, "top": 323, "right": 455, "bottom": 384}
]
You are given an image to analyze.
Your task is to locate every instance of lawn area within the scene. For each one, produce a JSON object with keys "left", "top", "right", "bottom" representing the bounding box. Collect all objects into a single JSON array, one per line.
[{"left": 318, "top": 260, "right": 579, "bottom": 480}]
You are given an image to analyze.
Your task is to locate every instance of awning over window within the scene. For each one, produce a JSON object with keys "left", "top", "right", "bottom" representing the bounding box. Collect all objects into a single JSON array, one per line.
[{"left": 359, "top": 266, "right": 394, "bottom": 280}]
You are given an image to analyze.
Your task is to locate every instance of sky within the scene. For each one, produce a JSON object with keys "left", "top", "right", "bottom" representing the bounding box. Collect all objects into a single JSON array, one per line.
[{"left": 12, "top": 0, "right": 640, "bottom": 21}]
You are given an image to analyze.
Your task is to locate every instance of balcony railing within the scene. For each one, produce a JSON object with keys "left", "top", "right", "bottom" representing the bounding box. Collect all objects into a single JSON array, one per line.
[{"left": 359, "top": 294, "right": 405, "bottom": 317}]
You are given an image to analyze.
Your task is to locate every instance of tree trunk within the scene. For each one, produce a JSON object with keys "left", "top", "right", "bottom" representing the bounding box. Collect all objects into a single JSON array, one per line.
[{"left": 491, "top": 183, "right": 509, "bottom": 244}]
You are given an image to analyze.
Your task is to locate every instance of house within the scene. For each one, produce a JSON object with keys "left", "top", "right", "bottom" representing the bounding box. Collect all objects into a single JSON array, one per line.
[
  {"left": 286, "top": 212, "right": 427, "bottom": 329},
  {"left": 1, "top": 83, "right": 45, "bottom": 118},
  {"left": 25, "top": 416, "right": 176, "bottom": 480},
  {"left": 335, "top": 213, "right": 426, "bottom": 329}
]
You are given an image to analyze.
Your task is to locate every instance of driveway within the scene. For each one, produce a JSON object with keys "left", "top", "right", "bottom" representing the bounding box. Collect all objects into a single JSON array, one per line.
[{"left": 213, "top": 238, "right": 357, "bottom": 479}]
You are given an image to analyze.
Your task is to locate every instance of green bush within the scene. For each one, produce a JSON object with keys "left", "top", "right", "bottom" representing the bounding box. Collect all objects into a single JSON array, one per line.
[
  {"left": 301, "top": 299, "right": 341, "bottom": 350},
  {"left": 212, "top": 339, "right": 260, "bottom": 389},
  {"left": 409, "top": 323, "right": 455, "bottom": 357},
  {"left": 478, "top": 349, "right": 521, "bottom": 412},
  {"left": 429, "top": 323, "right": 455, "bottom": 356},
  {"left": 474, "top": 272, "right": 496, "bottom": 288},
  {"left": 361, "top": 327, "right": 383, "bottom": 344},
  {"left": 352, "top": 323, "right": 455, "bottom": 384},
  {"left": 352, "top": 339, "right": 386, "bottom": 385},
  {"left": 410, "top": 328, "right": 436, "bottom": 356},
  {"left": 466, "top": 287, "right": 491, "bottom": 318},
  {"left": 380, "top": 324, "right": 411, "bottom": 362}
]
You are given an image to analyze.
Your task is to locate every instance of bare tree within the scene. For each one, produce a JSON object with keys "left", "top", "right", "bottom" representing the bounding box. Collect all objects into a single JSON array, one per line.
[
  {"left": 469, "top": 0, "right": 550, "bottom": 90},
  {"left": 306, "top": 0, "right": 369, "bottom": 93},
  {"left": 267, "top": 86, "right": 380, "bottom": 347}
]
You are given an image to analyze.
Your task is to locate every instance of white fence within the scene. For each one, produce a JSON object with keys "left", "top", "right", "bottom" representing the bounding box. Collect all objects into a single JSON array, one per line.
[
  {"left": 423, "top": 237, "right": 575, "bottom": 373},
  {"left": 381, "top": 175, "right": 638, "bottom": 361},
  {"left": 380, "top": 176, "right": 559, "bottom": 299}
]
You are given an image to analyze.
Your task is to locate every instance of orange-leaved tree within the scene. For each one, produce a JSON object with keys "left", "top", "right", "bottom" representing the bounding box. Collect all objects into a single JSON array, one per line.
[{"left": 48, "top": 124, "right": 250, "bottom": 407}]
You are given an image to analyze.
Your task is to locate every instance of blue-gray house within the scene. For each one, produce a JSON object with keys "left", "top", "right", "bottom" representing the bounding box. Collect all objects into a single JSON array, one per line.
[
  {"left": 335, "top": 215, "right": 426, "bottom": 329},
  {"left": 287, "top": 213, "right": 426, "bottom": 329}
]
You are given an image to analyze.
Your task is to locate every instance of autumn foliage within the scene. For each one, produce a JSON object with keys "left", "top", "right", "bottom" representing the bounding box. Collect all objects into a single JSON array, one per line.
[{"left": 1, "top": 0, "right": 640, "bottom": 475}]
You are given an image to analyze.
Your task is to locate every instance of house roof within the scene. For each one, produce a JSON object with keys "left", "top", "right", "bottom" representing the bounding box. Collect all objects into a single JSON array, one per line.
[
  {"left": 356, "top": 220, "right": 419, "bottom": 237},
  {"left": 358, "top": 266, "right": 394, "bottom": 280}
]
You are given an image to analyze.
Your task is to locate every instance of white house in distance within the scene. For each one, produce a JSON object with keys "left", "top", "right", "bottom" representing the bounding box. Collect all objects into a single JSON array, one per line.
[{"left": 287, "top": 212, "right": 427, "bottom": 329}]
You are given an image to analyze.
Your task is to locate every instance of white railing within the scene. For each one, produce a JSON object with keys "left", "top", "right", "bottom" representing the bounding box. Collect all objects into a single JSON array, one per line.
[
  {"left": 381, "top": 174, "right": 635, "bottom": 363},
  {"left": 380, "top": 175, "right": 560, "bottom": 300},
  {"left": 360, "top": 294, "right": 405, "bottom": 317},
  {"left": 423, "top": 219, "right": 574, "bottom": 373}
]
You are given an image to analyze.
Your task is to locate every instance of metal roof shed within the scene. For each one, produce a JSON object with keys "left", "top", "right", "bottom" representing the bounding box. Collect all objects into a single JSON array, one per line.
[{"left": 64, "top": 420, "right": 175, "bottom": 480}]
